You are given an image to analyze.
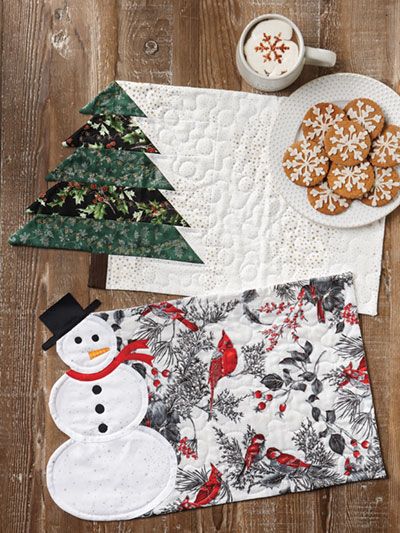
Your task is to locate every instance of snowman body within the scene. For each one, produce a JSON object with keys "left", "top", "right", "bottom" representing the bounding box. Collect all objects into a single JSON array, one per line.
[{"left": 46, "top": 315, "right": 177, "bottom": 521}]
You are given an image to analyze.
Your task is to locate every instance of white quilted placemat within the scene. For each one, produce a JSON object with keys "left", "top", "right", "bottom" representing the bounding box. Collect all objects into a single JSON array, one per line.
[
  {"left": 104, "top": 82, "right": 385, "bottom": 315},
  {"left": 46, "top": 273, "right": 385, "bottom": 521}
]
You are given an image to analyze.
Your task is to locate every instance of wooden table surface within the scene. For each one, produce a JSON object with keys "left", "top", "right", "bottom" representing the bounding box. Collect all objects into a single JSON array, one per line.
[{"left": 1, "top": 1, "right": 400, "bottom": 531}]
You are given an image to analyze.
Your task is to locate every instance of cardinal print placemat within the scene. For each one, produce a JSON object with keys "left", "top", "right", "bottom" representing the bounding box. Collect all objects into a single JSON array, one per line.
[{"left": 44, "top": 272, "right": 385, "bottom": 521}]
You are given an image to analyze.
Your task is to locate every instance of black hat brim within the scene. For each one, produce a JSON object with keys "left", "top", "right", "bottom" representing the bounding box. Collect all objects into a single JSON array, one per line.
[{"left": 42, "top": 299, "right": 102, "bottom": 351}]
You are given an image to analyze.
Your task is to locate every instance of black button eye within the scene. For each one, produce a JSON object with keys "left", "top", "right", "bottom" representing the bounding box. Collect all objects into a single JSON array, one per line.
[
  {"left": 98, "top": 423, "right": 108, "bottom": 433},
  {"left": 92, "top": 334, "right": 99, "bottom": 342},
  {"left": 92, "top": 385, "right": 102, "bottom": 394},
  {"left": 74, "top": 336, "right": 82, "bottom": 344}
]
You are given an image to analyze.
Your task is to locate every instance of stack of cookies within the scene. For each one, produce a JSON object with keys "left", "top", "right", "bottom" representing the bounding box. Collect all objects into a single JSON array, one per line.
[{"left": 282, "top": 99, "right": 400, "bottom": 215}]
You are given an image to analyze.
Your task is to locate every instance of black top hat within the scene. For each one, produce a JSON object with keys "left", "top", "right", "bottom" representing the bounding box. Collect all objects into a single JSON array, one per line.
[{"left": 39, "top": 293, "right": 101, "bottom": 351}]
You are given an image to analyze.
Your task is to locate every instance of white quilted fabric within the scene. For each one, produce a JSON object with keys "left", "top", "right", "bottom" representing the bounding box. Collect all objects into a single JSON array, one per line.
[{"left": 105, "top": 82, "right": 385, "bottom": 315}]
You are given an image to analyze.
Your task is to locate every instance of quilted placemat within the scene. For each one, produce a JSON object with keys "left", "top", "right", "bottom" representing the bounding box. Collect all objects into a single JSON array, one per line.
[
  {"left": 86, "top": 82, "right": 385, "bottom": 315},
  {"left": 45, "top": 273, "right": 385, "bottom": 521},
  {"left": 9, "top": 81, "right": 386, "bottom": 314}
]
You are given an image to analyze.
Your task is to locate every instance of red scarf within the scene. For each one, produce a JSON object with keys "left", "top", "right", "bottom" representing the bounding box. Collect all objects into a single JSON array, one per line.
[{"left": 66, "top": 340, "right": 153, "bottom": 381}]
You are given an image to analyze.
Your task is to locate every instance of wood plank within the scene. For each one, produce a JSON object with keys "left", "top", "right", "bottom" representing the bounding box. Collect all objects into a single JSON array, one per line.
[{"left": 1, "top": 0, "right": 400, "bottom": 531}]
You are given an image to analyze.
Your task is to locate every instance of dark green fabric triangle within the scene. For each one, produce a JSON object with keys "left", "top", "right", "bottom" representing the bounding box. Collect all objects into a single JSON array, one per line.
[
  {"left": 80, "top": 82, "right": 146, "bottom": 117},
  {"left": 46, "top": 147, "right": 173, "bottom": 190},
  {"left": 63, "top": 114, "right": 157, "bottom": 152},
  {"left": 9, "top": 215, "right": 203, "bottom": 263}
]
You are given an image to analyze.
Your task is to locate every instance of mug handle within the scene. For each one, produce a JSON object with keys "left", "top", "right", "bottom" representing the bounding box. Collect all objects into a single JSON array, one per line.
[{"left": 304, "top": 46, "right": 336, "bottom": 68}]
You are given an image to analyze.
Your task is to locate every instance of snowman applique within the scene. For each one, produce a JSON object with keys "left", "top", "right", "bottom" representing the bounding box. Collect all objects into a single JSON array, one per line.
[{"left": 41, "top": 294, "right": 177, "bottom": 521}]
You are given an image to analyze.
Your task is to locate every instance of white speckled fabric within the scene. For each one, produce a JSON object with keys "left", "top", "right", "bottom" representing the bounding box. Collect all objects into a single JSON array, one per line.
[
  {"left": 46, "top": 273, "right": 385, "bottom": 521},
  {"left": 101, "top": 82, "right": 385, "bottom": 316}
]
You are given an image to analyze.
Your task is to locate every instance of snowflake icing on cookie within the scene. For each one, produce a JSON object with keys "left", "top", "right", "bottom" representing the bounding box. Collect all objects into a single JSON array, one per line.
[
  {"left": 255, "top": 32, "right": 290, "bottom": 63},
  {"left": 310, "top": 182, "right": 350, "bottom": 213},
  {"left": 366, "top": 168, "right": 400, "bottom": 206},
  {"left": 304, "top": 104, "right": 344, "bottom": 141},
  {"left": 370, "top": 128, "right": 400, "bottom": 165},
  {"left": 331, "top": 162, "right": 371, "bottom": 193},
  {"left": 327, "top": 123, "right": 369, "bottom": 162},
  {"left": 346, "top": 100, "right": 382, "bottom": 135},
  {"left": 283, "top": 141, "right": 328, "bottom": 185}
]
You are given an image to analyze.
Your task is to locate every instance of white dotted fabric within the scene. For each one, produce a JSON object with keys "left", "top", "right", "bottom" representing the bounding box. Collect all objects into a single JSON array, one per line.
[
  {"left": 47, "top": 426, "right": 177, "bottom": 521},
  {"left": 105, "top": 82, "right": 386, "bottom": 315}
]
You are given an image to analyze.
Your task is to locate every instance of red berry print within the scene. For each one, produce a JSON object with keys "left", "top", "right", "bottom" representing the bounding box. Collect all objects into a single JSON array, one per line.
[
  {"left": 258, "top": 402, "right": 266, "bottom": 411},
  {"left": 344, "top": 470, "right": 351, "bottom": 476},
  {"left": 361, "top": 440, "right": 369, "bottom": 449},
  {"left": 266, "top": 394, "right": 273, "bottom": 401},
  {"left": 279, "top": 403, "right": 287, "bottom": 413},
  {"left": 162, "top": 369, "right": 170, "bottom": 378},
  {"left": 177, "top": 437, "right": 198, "bottom": 460},
  {"left": 353, "top": 450, "right": 361, "bottom": 459},
  {"left": 254, "top": 390, "right": 262, "bottom": 399},
  {"left": 351, "top": 439, "right": 358, "bottom": 447},
  {"left": 341, "top": 303, "right": 359, "bottom": 325},
  {"left": 151, "top": 368, "right": 158, "bottom": 376},
  {"left": 153, "top": 379, "right": 161, "bottom": 388}
]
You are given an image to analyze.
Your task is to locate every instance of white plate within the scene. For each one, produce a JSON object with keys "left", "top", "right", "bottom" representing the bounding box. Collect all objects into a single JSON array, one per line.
[{"left": 270, "top": 73, "right": 400, "bottom": 228}]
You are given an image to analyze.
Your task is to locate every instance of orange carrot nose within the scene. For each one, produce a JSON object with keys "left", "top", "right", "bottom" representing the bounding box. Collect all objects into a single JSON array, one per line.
[{"left": 88, "top": 347, "right": 110, "bottom": 360}]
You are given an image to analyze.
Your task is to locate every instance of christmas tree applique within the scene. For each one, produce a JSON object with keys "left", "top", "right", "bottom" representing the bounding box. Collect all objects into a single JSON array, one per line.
[{"left": 9, "top": 82, "right": 203, "bottom": 264}]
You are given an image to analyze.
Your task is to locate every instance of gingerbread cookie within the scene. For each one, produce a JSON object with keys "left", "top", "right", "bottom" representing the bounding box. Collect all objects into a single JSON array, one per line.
[
  {"left": 307, "top": 181, "right": 351, "bottom": 215},
  {"left": 344, "top": 98, "right": 384, "bottom": 140},
  {"left": 369, "top": 124, "right": 400, "bottom": 167},
  {"left": 324, "top": 119, "right": 371, "bottom": 165},
  {"left": 302, "top": 102, "right": 345, "bottom": 143},
  {"left": 361, "top": 167, "right": 400, "bottom": 207},
  {"left": 282, "top": 140, "right": 329, "bottom": 187},
  {"left": 327, "top": 161, "right": 374, "bottom": 199}
]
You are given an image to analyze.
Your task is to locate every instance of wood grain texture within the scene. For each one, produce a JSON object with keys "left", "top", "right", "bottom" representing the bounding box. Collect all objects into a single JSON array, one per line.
[{"left": 1, "top": 0, "right": 399, "bottom": 531}]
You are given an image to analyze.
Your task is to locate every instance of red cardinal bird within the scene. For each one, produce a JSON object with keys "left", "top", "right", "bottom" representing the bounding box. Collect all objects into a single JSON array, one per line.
[
  {"left": 339, "top": 356, "right": 369, "bottom": 388},
  {"left": 208, "top": 331, "right": 238, "bottom": 419},
  {"left": 140, "top": 301, "right": 198, "bottom": 332},
  {"left": 310, "top": 285, "right": 325, "bottom": 323},
  {"left": 180, "top": 464, "right": 222, "bottom": 509},
  {"left": 266, "top": 447, "right": 311, "bottom": 469},
  {"left": 239, "top": 434, "right": 266, "bottom": 476}
]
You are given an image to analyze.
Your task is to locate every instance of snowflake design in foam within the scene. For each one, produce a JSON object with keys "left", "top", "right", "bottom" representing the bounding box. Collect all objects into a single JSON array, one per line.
[
  {"left": 370, "top": 129, "right": 400, "bottom": 165},
  {"left": 310, "top": 182, "right": 350, "bottom": 213},
  {"left": 365, "top": 168, "right": 400, "bottom": 206},
  {"left": 327, "top": 123, "right": 369, "bottom": 162},
  {"left": 283, "top": 141, "right": 328, "bottom": 186},
  {"left": 255, "top": 33, "right": 290, "bottom": 63},
  {"left": 304, "top": 104, "right": 344, "bottom": 141},
  {"left": 331, "top": 162, "right": 371, "bottom": 193},
  {"left": 346, "top": 100, "right": 382, "bottom": 135}
]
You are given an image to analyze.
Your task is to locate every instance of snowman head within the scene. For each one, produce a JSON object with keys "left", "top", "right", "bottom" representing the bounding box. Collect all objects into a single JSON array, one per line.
[{"left": 56, "top": 315, "right": 117, "bottom": 372}]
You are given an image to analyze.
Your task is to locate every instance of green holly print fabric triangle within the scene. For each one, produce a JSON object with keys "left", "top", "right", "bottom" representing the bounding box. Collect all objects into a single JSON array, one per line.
[
  {"left": 80, "top": 81, "right": 146, "bottom": 117},
  {"left": 9, "top": 215, "right": 202, "bottom": 263},
  {"left": 46, "top": 147, "right": 173, "bottom": 190},
  {"left": 63, "top": 114, "right": 158, "bottom": 152},
  {"left": 27, "top": 182, "right": 188, "bottom": 226}
]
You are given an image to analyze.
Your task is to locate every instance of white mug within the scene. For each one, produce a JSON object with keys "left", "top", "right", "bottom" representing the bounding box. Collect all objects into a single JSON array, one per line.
[{"left": 236, "top": 14, "right": 336, "bottom": 92}]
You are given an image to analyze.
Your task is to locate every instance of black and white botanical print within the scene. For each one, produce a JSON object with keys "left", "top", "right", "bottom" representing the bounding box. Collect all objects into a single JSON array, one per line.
[{"left": 95, "top": 272, "right": 386, "bottom": 517}]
